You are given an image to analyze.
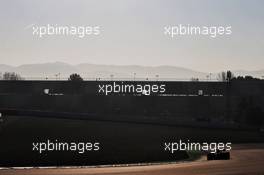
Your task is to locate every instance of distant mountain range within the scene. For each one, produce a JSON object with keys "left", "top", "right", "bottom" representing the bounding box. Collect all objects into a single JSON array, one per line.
[{"left": 0, "top": 62, "right": 263, "bottom": 80}]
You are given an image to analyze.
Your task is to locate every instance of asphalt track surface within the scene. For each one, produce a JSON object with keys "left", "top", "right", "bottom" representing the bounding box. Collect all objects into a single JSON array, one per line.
[{"left": 1, "top": 144, "right": 264, "bottom": 175}]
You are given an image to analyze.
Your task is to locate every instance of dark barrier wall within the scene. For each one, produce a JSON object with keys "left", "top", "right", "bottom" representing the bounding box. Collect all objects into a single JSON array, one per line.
[{"left": 0, "top": 80, "right": 263, "bottom": 128}]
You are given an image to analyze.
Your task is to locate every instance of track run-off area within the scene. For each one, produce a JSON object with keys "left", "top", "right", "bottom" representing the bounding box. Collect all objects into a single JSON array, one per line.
[{"left": 1, "top": 144, "right": 264, "bottom": 175}]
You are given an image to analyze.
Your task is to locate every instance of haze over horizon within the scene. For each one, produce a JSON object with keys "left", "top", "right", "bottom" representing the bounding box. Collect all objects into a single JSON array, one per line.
[{"left": 1, "top": 61, "right": 264, "bottom": 72}]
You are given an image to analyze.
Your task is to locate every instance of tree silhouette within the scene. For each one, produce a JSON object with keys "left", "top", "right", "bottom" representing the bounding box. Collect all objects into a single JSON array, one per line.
[
  {"left": 2, "top": 72, "right": 23, "bottom": 80},
  {"left": 68, "top": 73, "right": 83, "bottom": 81},
  {"left": 217, "top": 71, "right": 235, "bottom": 82}
]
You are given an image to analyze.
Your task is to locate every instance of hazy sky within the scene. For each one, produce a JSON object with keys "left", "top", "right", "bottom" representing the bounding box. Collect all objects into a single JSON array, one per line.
[{"left": 0, "top": 0, "right": 263, "bottom": 72}]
